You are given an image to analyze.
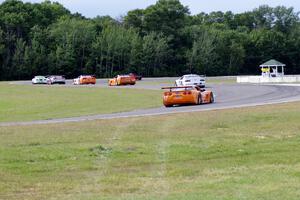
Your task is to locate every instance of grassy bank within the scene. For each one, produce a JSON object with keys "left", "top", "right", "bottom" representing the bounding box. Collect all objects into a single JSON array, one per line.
[
  {"left": 207, "top": 77, "right": 236, "bottom": 84},
  {"left": 0, "top": 83, "right": 161, "bottom": 122},
  {"left": 1, "top": 102, "right": 300, "bottom": 199}
]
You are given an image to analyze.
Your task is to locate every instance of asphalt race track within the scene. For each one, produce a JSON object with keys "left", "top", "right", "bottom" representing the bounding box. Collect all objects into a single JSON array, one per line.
[{"left": 2, "top": 77, "right": 300, "bottom": 126}]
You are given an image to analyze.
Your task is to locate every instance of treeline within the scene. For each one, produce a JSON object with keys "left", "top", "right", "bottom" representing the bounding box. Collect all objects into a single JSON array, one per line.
[{"left": 0, "top": 0, "right": 300, "bottom": 80}]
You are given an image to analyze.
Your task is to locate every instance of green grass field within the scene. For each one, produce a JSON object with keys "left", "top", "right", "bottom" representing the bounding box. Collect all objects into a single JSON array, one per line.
[
  {"left": 0, "top": 78, "right": 235, "bottom": 123},
  {"left": 0, "top": 83, "right": 161, "bottom": 122},
  {"left": 1, "top": 102, "right": 300, "bottom": 199}
]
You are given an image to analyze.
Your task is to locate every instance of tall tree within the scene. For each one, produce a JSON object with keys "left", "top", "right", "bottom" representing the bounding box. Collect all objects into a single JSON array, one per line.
[
  {"left": 124, "top": 9, "right": 144, "bottom": 34},
  {"left": 142, "top": 32, "right": 170, "bottom": 76},
  {"left": 26, "top": 25, "right": 50, "bottom": 75},
  {"left": 11, "top": 38, "right": 26, "bottom": 79},
  {"left": 186, "top": 27, "right": 219, "bottom": 75},
  {"left": 0, "top": 28, "right": 4, "bottom": 79},
  {"left": 143, "top": 0, "right": 189, "bottom": 43},
  {"left": 50, "top": 17, "right": 96, "bottom": 76},
  {"left": 272, "top": 6, "right": 299, "bottom": 33}
]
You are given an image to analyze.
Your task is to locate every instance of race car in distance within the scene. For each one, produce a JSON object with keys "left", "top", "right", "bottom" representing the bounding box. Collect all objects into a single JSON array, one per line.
[
  {"left": 73, "top": 75, "right": 96, "bottom": 85},
  {"left": 129, "top": 73, "right": 142, "bottom": 81},
  {"left": 108, "top": 75, "right": 136, "bottom": 86},
  {"left": 175, "top": 74, "right": 206, "bottom": 88},
  {"left": 46, "top": 75, "right": 66, "bottom": 85},
  {"left": 162, "top": 86, "right": 214, "bottom": 107},
  {"left": 32, "top": 76, "right": 47, "bottom": 84}
]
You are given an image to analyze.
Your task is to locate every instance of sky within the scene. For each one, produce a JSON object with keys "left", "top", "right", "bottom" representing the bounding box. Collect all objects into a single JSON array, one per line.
[{"left": 2, "top": 0, "right": 300, "bottom": 18}]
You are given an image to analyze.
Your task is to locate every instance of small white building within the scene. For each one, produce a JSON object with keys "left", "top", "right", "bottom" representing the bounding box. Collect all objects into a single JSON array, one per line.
[
  {"left": 260, "top": 59, "right": 285, "bottom": 77},
  {"left": 237, "top": 59, "right": 300, "bottom": 83}
]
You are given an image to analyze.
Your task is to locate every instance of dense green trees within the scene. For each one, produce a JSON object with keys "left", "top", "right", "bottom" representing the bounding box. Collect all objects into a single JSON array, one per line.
[
  {"left": 0, "top": 0, "right": 299, "bottom": 80},
  {"left": 0, "top": 0, "right": 70, "bottom": 80},
  {"left": 92, "top": 25, "right": 138, "bottom": 77},
  {"left": 49, "top": 17, "right": 96, "bottom": 76}
]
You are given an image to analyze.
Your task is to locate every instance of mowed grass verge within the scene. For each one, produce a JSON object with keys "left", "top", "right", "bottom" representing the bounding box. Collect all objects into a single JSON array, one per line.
[
  {"left": 0, "top": 83, "right": 161, "bottom": 122},
  {"left": 1, "top": 102, "right": 300, "bottom": 199},
  {"left": 207, "top": 77, "right": 236, "bottom": 84}
]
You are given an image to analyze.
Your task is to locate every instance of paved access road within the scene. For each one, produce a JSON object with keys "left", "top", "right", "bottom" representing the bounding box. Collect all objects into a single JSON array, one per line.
[{"left": 2, "top": 78, "right": 300, "bottom": 126}]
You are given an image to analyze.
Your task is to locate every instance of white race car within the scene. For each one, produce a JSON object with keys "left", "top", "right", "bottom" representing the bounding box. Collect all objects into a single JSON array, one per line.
[
  {"left": 46, "top": 75, "right": 66, "bottom": 85},
  {"left": 32, "top": 76, "right": 47, "bottom": 84},
  {"left": 73, "top": 77, "right": 80, "bottom": 85},
  {"left": 175, "top": 74, "right": 206, "bottom": 88}
]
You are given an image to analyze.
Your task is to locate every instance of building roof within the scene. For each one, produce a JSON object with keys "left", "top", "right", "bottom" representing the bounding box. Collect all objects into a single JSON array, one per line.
[{"left": 260, "top": 59, "right": 286, "bottom": 67}]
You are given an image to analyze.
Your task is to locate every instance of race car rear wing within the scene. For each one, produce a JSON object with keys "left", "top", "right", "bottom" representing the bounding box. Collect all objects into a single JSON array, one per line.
[
  {"left": 162, "top": 86, "right": 205, "bottom": 92},
  {"left": 162, "top": 86, "right": 194, "bottom": 90}
]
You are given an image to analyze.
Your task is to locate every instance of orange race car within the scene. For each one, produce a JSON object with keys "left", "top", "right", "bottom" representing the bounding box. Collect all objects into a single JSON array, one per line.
[
  {"left": 162, "top": 86, "right": 214, "bottom": 107},
  {"left": 108, "top": 75, "right": 136, "bottom": 86},
  {"left": 73, "top": 75, "right": 96, "bottom": 85}
]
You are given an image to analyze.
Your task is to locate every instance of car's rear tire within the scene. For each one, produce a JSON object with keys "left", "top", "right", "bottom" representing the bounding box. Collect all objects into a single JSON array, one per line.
[
  {"left": 165, "top": 104, "right": 173, "bottom": 107},
  {"left": 198, "top": 94, "right": 202, "bottom": 105},
  {"left": 210, "top": 92, "right": 214, "bottom": 103}
]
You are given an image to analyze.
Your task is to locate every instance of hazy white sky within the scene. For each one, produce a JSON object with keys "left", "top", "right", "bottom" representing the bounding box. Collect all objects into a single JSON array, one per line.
[{"left": 2, "top": 0, "right": 300, "bottom": 18}]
